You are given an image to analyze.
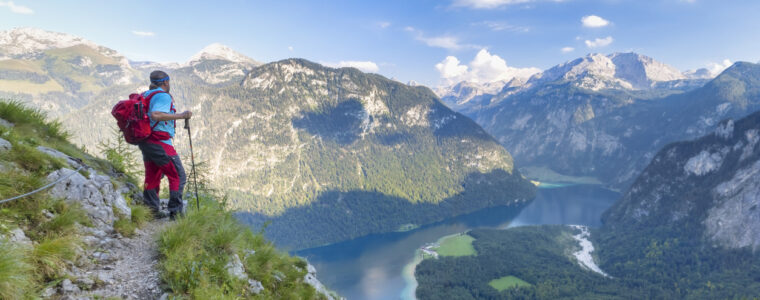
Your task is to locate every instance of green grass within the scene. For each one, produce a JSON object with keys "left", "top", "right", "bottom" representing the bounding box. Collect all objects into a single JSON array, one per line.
[
  {"left": 32, "top": 236, "right": 78, "bottom": 280},
  {"left": 157, "top": 196, "right": 325, "bottom": 299},
  {"left": 0, "top": 242, "right": 35, "bottom": 300},
  {"left": 488, "top": 275, "right": 533, "bottom": 292},
  {"left": 435, "top": 233, "right": 477, "bottom": 257}
]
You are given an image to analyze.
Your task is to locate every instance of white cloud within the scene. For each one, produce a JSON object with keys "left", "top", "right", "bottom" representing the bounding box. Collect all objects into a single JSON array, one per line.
[
  {"left": 326, "top": 61, "right": 380, "bottom": 73},
  {"left": 378, "top": 21, "right": 391, "bottom": 29},
  {"left": 288, "top": 46, "right": 294, "bottom": 52},
  {"left": 406, "top": 27, "right": 476, "bottom": 50},
  {"left": 419, "top": 35, "right": 466, "bottom": 50},
  {"left": 561, "top": 47, "right": 575, "bottom": 53},
  {"left": 707, "top": 59, "right": 732, "bottom": 76},
  {"left": 131, "top": 30, "right": 155, "bottom": 37},
  {"left": 452, "top": 0, "right": 533, "bottom": 9},
  {"left": 476, "top": 21, "right": 530, "bottom": 32},
  {"left": 581, "top": 15, "right": 610, "bottom": 28},
  {"left": 436, "top": 49, "right": 541, "bottom": 85},
  {"left": 436, "top": 56, "right": 469, "bottom": 79},
  {"left": 585, "top": 36, "right": 613, "bottom": 48},
  {"left": 0, "top": 1, "right": 33, "bottom": 14}
]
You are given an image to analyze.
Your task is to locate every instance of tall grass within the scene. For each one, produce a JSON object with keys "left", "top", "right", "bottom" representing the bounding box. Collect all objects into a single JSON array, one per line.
[
  {"left": 32, "top": 236, "right": 78, "bottom": 280},
  {"left": 0, "top": 242, "right": 35, "bottom": 300},
  {"left": 0, "top": 100, "right": 69, "bottom": 141},
  {"left": 157, "top": 196, "right": 324, "bottom": 299}
]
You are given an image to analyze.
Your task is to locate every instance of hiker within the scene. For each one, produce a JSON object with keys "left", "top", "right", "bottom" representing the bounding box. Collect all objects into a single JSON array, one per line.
[{"left": 139, "top": 70, "right": 192, "bottom": 220}]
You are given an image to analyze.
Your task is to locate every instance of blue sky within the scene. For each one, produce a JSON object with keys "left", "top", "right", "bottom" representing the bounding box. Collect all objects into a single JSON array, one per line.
[{"left": 1, "top": 0, "right": 759, "bottom": 87}]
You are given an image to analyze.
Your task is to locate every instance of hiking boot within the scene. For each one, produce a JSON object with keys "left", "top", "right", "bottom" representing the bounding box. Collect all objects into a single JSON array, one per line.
[
  {"left": 153, "top": 211, "right": 169, "bottom": 219},
  {"left": 169, "top": 211, "right": 184, "bottom": 221}
]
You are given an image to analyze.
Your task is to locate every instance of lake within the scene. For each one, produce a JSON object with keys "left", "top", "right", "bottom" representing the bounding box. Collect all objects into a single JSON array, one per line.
[{"left": 294, "top": 185, "right": 620, "bottom": 300}]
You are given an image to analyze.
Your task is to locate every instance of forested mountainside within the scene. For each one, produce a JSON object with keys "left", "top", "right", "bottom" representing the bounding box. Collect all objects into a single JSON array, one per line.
[
  {"left": 443, "top": 53, "right": 760, "bottom": 190},
  {"left": 1, "top": 28, "right": 535, "bottom": 249}
]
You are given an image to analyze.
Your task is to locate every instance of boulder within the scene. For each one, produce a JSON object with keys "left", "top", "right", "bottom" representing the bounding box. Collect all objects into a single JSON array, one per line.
[
  {"left": 0, "top": 137, "right": 10, "bottom": 152},
  {"left": 0, "top": 117, "right": 13, "bottom": 128}
]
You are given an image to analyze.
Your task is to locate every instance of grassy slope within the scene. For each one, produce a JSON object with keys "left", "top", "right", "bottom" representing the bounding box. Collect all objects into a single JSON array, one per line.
[
  {"left": 0, "top": 100, "right": 114, "bottom": 299},
  {"left": 158, "top": 196, "right": 327, "bottom": 299}
]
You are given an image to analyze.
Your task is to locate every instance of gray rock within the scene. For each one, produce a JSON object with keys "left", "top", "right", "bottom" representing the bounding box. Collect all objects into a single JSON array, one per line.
[
  {"left": 42, "top": 209, "right": 55, "bottom": 219},
  {"left": 0, "top": 117, "right": 12, "bottom": 128},
  {"left": 82, "top": 235, "right": 100, "bottom": 247},
  {"left": 48, "top": 168, "right": 115, "bottom": 228},
  {"left": 75, "top": 276, "right": 95, "bottom": 290},
  {"left": 91, "top": 173, "right": 131, "bottom": 218},
  {"left": 5, "top": 228, "right": 33, "bottom": 248},
  {"left": 93, "top": 251, "right": 113, "bottom": 262},
  {"left": 60, "top": 278, "right": 81, "bottom": 294},
  {"left": 0, "top": 137, "right": 10, "bottom": 152},
  {"left": 41, "top": 287, "right": 56, "bottom": 298},
  {"left": 225, "top": 254, "right": 247, "bottom": 280},
  {"left": 159, "top": 293, "right": 169, "bottom": 300},
  {"left": 36, "top": 146, "right": 83, "bottom": 169},
  {"left": 248, "top": 279, "right": 264, "bottom": 294},
  {"left": 96, "top": 272, "right": 114, "bottom": 285},
  {"left": 48, "top": 167, "right": 131, "bottom": 228},
  {"left": 304, "top": 263, "right": 336, "bottom": 300}
]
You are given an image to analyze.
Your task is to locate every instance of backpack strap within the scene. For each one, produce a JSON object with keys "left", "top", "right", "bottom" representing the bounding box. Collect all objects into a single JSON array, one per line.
[{"left": 144, "top": 90, "right": 168, "bottom": 129}]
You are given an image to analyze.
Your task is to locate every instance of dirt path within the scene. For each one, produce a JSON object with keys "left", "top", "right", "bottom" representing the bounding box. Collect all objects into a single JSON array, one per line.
[{"left": 69, "top": 219, "right": 169, "bottom": 299}]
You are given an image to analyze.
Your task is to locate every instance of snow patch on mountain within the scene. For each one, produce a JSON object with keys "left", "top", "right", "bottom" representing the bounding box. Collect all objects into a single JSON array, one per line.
[{"left": 0, "top": 27, "right": 102, "bottom": 57}]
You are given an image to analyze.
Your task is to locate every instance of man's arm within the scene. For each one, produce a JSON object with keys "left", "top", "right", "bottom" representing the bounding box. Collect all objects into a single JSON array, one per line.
[{"left": 151, "top": 110, "right": 192, "bottom": 121}]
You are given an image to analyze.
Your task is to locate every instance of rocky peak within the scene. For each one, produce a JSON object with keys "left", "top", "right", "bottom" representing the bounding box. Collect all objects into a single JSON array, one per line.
[
  {"left": 608, "top": 52, "right": 685, "bottom": 88},
  {"left": 527, "top": 52, "right": 688, "bottom": 91},
  {"left": 187, "top": 43, "right": 258, "bottom": 66}
]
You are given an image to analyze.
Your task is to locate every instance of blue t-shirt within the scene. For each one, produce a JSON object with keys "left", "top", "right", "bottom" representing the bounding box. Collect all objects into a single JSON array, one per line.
[{"left": 143, "top": 87, "right": 175, "bottom": 145}]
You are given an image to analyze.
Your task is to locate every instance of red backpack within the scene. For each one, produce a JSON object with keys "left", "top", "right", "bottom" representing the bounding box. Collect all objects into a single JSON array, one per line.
[{"left": 111, "top": 91, "right": 165, "bottom": 145}]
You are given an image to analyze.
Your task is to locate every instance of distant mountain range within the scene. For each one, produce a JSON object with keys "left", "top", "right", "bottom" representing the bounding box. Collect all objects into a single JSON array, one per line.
[
  {"left": 439, "top": 52, "right": 760, "bottom": 190},
  {"left": 0, "top": 27, "right": 535, "bottom": 249}
]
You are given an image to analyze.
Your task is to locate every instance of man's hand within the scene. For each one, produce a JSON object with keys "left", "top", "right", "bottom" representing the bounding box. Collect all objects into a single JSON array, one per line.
[{"left": 150, "top": 110, "right": 193, "bottom": 121}]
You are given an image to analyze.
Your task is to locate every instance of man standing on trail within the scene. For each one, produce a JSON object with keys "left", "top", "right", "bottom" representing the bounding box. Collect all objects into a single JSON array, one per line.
[{"left": 139, "top": 70, "right": 192, "bottom": 220}]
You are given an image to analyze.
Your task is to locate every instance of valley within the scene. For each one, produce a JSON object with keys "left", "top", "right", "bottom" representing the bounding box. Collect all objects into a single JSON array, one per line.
[{"left": 3, "top": 25, "right": 760, "bottom": 299}]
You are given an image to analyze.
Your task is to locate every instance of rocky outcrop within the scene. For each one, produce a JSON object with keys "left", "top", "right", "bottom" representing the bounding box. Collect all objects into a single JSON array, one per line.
[
  {"left": 47, "top": 167, "right": 131, "bottom": 228},
  {"left": 603, "top": 110, "right": 760, "bottom": 250},
  {"left": 304, "top": 263, "right": 337, "bottom": 300}
]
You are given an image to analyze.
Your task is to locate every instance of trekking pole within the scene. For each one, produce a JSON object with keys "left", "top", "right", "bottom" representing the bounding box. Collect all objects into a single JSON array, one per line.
[{"left": 184, "top": 118, "right": 200, "bottom": 210}]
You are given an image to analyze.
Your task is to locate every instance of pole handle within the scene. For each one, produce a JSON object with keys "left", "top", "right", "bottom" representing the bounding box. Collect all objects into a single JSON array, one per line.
[{"left": 184, "top": 118, "right": 190, "bottom": 129}]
